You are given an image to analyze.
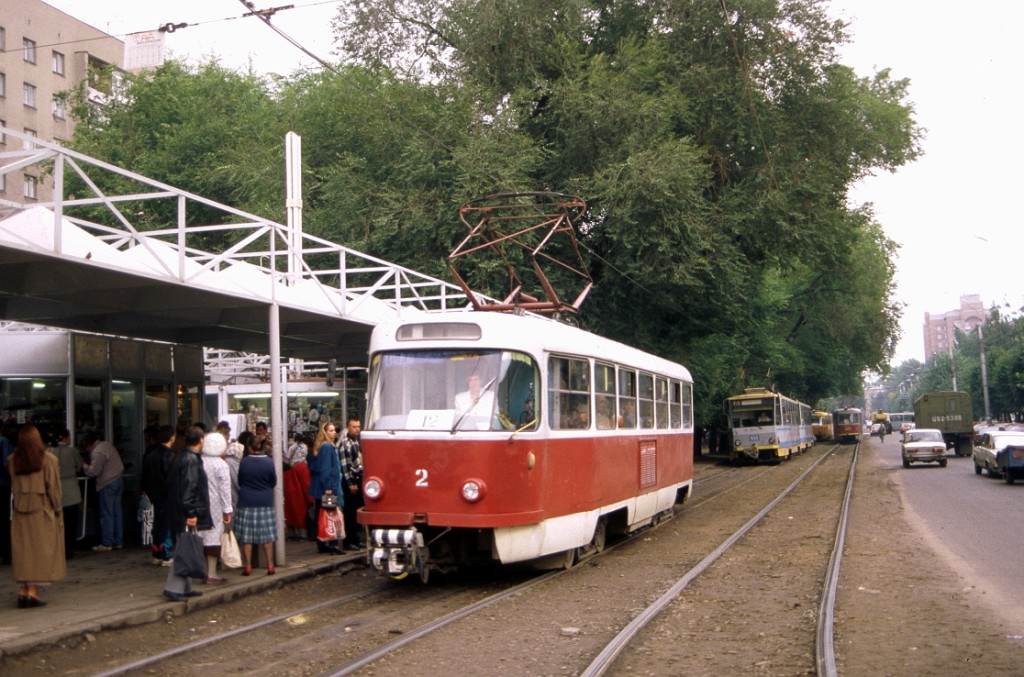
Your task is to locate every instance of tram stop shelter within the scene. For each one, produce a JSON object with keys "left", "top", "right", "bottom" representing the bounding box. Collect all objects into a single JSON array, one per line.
[{"left": 0, "top": 128, "right": 482, "bottom": 564}]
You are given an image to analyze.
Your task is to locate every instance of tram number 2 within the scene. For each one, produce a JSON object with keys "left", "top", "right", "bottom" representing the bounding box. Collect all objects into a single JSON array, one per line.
[{"left": 415, "top": 468, "right": 429, "bottom": 487}]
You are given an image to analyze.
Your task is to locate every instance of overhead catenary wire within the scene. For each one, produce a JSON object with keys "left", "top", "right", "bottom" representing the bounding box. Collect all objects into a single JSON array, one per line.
[{"left": 0, "top": 1, "right": 341, "bottom": 55}]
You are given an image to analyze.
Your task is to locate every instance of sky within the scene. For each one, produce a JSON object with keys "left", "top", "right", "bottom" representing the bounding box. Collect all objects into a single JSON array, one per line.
[{"left": 42, "top": 0, "right": 1024, "bottom": 366}]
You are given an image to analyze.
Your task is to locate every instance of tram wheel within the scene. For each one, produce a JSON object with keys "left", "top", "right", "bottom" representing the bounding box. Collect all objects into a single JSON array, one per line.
[
  {"left": 563, "top": 548, "right": 577, "bottom": 570},
  {"left": 592, "top": 517, "right": 608, "bottom": 554}
]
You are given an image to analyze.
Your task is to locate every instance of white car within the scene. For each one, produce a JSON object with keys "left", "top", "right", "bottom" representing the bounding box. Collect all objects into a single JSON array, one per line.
[
  {"left": 901, "top": 428, "right": 948, "bottom": 468},
  {"left": 973, "top": 431, "right": 1024, "bottom": 483}
]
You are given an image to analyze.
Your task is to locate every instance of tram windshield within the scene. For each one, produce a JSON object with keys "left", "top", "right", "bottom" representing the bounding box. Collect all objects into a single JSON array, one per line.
[
  {"left": 729, "top": 400, "right": 775, "bottom": 428},
  {"left": 366, "top": 349, "right": 540, "bottom": 432}
]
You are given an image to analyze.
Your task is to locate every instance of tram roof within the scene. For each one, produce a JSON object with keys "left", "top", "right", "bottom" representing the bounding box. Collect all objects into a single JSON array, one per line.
[{"left": 370, "top": 312, "right": 693, "bottom": 381}]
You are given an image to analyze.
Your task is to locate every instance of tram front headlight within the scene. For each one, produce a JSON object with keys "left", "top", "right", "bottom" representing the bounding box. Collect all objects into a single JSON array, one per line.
[
  {"left": 461, "top": 479, "right": 487, "bottom": 503},
  {"left": 364, "top": 477, "right": 384, "bottom": 501},
  {"left": 734, "top": 439, "right": 742, "bottom": 447}
]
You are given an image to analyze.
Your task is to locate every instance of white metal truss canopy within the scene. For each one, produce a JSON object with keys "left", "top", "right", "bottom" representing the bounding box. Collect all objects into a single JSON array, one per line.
[{"left": 0, "top": 127, "right": 484, "bottom": 365}]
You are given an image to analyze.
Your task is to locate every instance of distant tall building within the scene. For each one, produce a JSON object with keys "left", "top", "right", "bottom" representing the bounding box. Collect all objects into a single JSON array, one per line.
[
  {"left": 0, "top": 0, "right": 137, "bottom": 203},
  {"left": 923, "top": 294, "right": 986, "bottom": 362}
]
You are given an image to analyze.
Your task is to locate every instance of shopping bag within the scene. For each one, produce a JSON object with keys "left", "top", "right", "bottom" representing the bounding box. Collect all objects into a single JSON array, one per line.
[
  {"left": 173, "top": 529, "right": 207, "bottom": 579},
  {"left": 318, "top": 507, "right": 338, "bottom": 541},
  {"left": 220, "top": 529, "right": 242, "bottom": 569},
  {"left": 334, "top": 507, "right": 346, "bottom": 542},
  {"left": 138, "top": 495, "right": 154, "bottom": 546}
]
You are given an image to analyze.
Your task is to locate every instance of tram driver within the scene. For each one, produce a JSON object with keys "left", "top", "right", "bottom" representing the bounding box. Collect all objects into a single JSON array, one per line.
[{"left": 454, "top": 373, "right": 496, "bottom": 419}]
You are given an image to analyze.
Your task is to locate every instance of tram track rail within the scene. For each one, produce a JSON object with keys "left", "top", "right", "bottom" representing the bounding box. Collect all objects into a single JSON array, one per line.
[
  {"left": 314, "top": 443, "right": 856, "bottom": 676},
  {"left": 581, "top": 443, "right": 850, "bottom": 676},
  {"left": 79, "top": 572, "right": 538, "bottom": 676}
]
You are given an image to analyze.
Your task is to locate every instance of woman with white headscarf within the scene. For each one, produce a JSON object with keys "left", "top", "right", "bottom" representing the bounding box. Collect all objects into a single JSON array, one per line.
[{"left": 199, "top": 432, "right": 232, "bottom": 584}]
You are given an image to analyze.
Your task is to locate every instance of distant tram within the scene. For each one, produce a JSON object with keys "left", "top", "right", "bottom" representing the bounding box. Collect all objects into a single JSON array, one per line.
[
  {"left": 358, "top": 312, "right": 695, "bottom": 581},
  {"left": 832, "top": 407, "right": 863, "bottom": 443},
  {"left": 726, "top": 387, "right": 813, "bottom": 463},
  {"left": 811, "top": 410, "right": 833, "bottom": 442}
]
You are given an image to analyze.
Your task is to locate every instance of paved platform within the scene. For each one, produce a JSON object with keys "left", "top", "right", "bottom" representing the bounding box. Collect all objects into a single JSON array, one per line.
[{"left": 0, "top": 539, "right": 362, "bottom": 658}]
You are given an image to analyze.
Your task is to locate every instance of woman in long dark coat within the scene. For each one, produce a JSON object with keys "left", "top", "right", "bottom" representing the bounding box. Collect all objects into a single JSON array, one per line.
[
  {"left": 9, "top": 424, "right": 65, "bottom": 608},
  {"left": 162, "top": 425, "right": 212, "bottom": 602}
]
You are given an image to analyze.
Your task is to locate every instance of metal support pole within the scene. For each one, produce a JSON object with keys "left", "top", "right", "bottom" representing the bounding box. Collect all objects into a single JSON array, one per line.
[
  {"left": 54, "top": 155, "right": 64, "bottom": 253},
  {"left": 979, "top": 324, "right": 991, "bottom": 423},
  {"left": 285, "top": 132, "right": 303, "bottom": 286},
  {"left": 269, "top": 302, "right": 286, "bottom": 565}
]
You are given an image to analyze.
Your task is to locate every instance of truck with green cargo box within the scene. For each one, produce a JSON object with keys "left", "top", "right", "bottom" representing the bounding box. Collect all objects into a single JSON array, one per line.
[{"left": 913, "top": 390, "right": 974, "bottom": 457}]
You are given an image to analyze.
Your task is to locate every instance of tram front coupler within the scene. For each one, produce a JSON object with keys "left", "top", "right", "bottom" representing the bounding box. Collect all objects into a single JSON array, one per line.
[
  {"left": 736, "top": 444, "right": 759, "bottom": 461},
  {"left": 370, "top": 528, "right": 427, "bottom": 580}
]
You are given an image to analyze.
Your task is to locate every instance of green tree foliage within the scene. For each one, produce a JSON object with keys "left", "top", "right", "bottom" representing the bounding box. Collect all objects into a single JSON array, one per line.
[
  {"left": 333, "top": 0, "right": 919, "bottom": 419},
  {"left": 67, "top": 61, "right": 284, "bottom": 250},
  {"left": 67, "top": 0, "right": 921, "bottom": 429}
]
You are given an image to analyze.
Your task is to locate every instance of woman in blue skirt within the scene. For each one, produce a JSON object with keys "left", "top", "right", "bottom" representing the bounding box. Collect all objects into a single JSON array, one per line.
[{"left": 235, "top": 436, "right": 278, "bottom": 575}]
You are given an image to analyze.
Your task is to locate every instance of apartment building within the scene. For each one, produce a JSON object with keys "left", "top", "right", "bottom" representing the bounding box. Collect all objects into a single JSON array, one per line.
[
  {"left": 0, "top": 0, "right": 125, "bottom": 202},
  {"left": 923, "top": 294, "right": 986, "bottom": 362}
]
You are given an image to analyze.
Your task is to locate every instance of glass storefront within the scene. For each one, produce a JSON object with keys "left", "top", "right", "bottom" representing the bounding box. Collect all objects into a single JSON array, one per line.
[
  {"left": 212, "top": 368, "right": 368, "bottom": 437},
  {"left": 0, "top": 331, "right": 201, "bottom": 549},
  {"left": 112, "top": 380, "right": 141, "bottom": 493},
  {"left": 0, "top": 376, "right": 68, "bottom": 444},
  {"left": 73, "top": 377, "right": 107, "bottom": 445},
  {"left": 145, "top": 383, "right": 173, "bottom": 428}
]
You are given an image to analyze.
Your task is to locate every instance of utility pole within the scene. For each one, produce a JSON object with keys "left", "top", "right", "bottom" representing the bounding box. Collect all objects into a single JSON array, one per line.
[{"left": 979, "top": 324, "right": 992, "bottom": 422}]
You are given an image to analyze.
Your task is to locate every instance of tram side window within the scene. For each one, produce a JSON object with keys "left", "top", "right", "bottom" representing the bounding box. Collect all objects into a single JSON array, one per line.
[
  {"left": 682, "top": 382, "right": 693, "bottom": 428},
  {"left": 655, "top": 377, "right": 669, "bottom": 428},
  {"left": 669, "top": 380, "right": 682, "bottom": 428},
  {"left": 548, "top": 356, "right": 590, "bottom": 430},
  {"left": 594, "top": 362, "right": 616, "bottom": 430},
  {"left": 618, "top": 369, "right": 637, "bottom": 428},
  {"left": 638, "top": 372, "right": 654, "bottom": 429}
]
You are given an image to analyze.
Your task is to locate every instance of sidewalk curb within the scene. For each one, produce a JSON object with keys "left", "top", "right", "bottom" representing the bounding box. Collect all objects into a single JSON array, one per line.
[{"left": 0, "top": 555, "right": 357, "bottom": 659}]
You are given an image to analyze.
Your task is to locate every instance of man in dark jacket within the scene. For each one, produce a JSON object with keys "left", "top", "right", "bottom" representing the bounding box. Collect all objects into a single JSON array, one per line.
[
  {"left": 162, "top": 425, "right": 212, "bottom": 602},
  {"left": 141, "top": 425, "right": 176, "bottom": 566}
]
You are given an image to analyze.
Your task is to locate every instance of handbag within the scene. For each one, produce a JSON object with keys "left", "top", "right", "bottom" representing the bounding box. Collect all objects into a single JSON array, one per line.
[
  {"left": 321, "top": 492, "right": 338, "bottom": 509},
  {"left": 220, "top": 528, "right": 242, "bottom": 569},
  {"left": 173, "top": 528, "right": 207, "bottom": 579}
]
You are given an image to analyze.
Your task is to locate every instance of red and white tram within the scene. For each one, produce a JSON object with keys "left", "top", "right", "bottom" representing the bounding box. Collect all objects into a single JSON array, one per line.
[
  {"left": 357, "top": 312, "right": 694, "bottom": 581},
  {"left": 832, "top": 407, "right": 863, "bottom": 444}
]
